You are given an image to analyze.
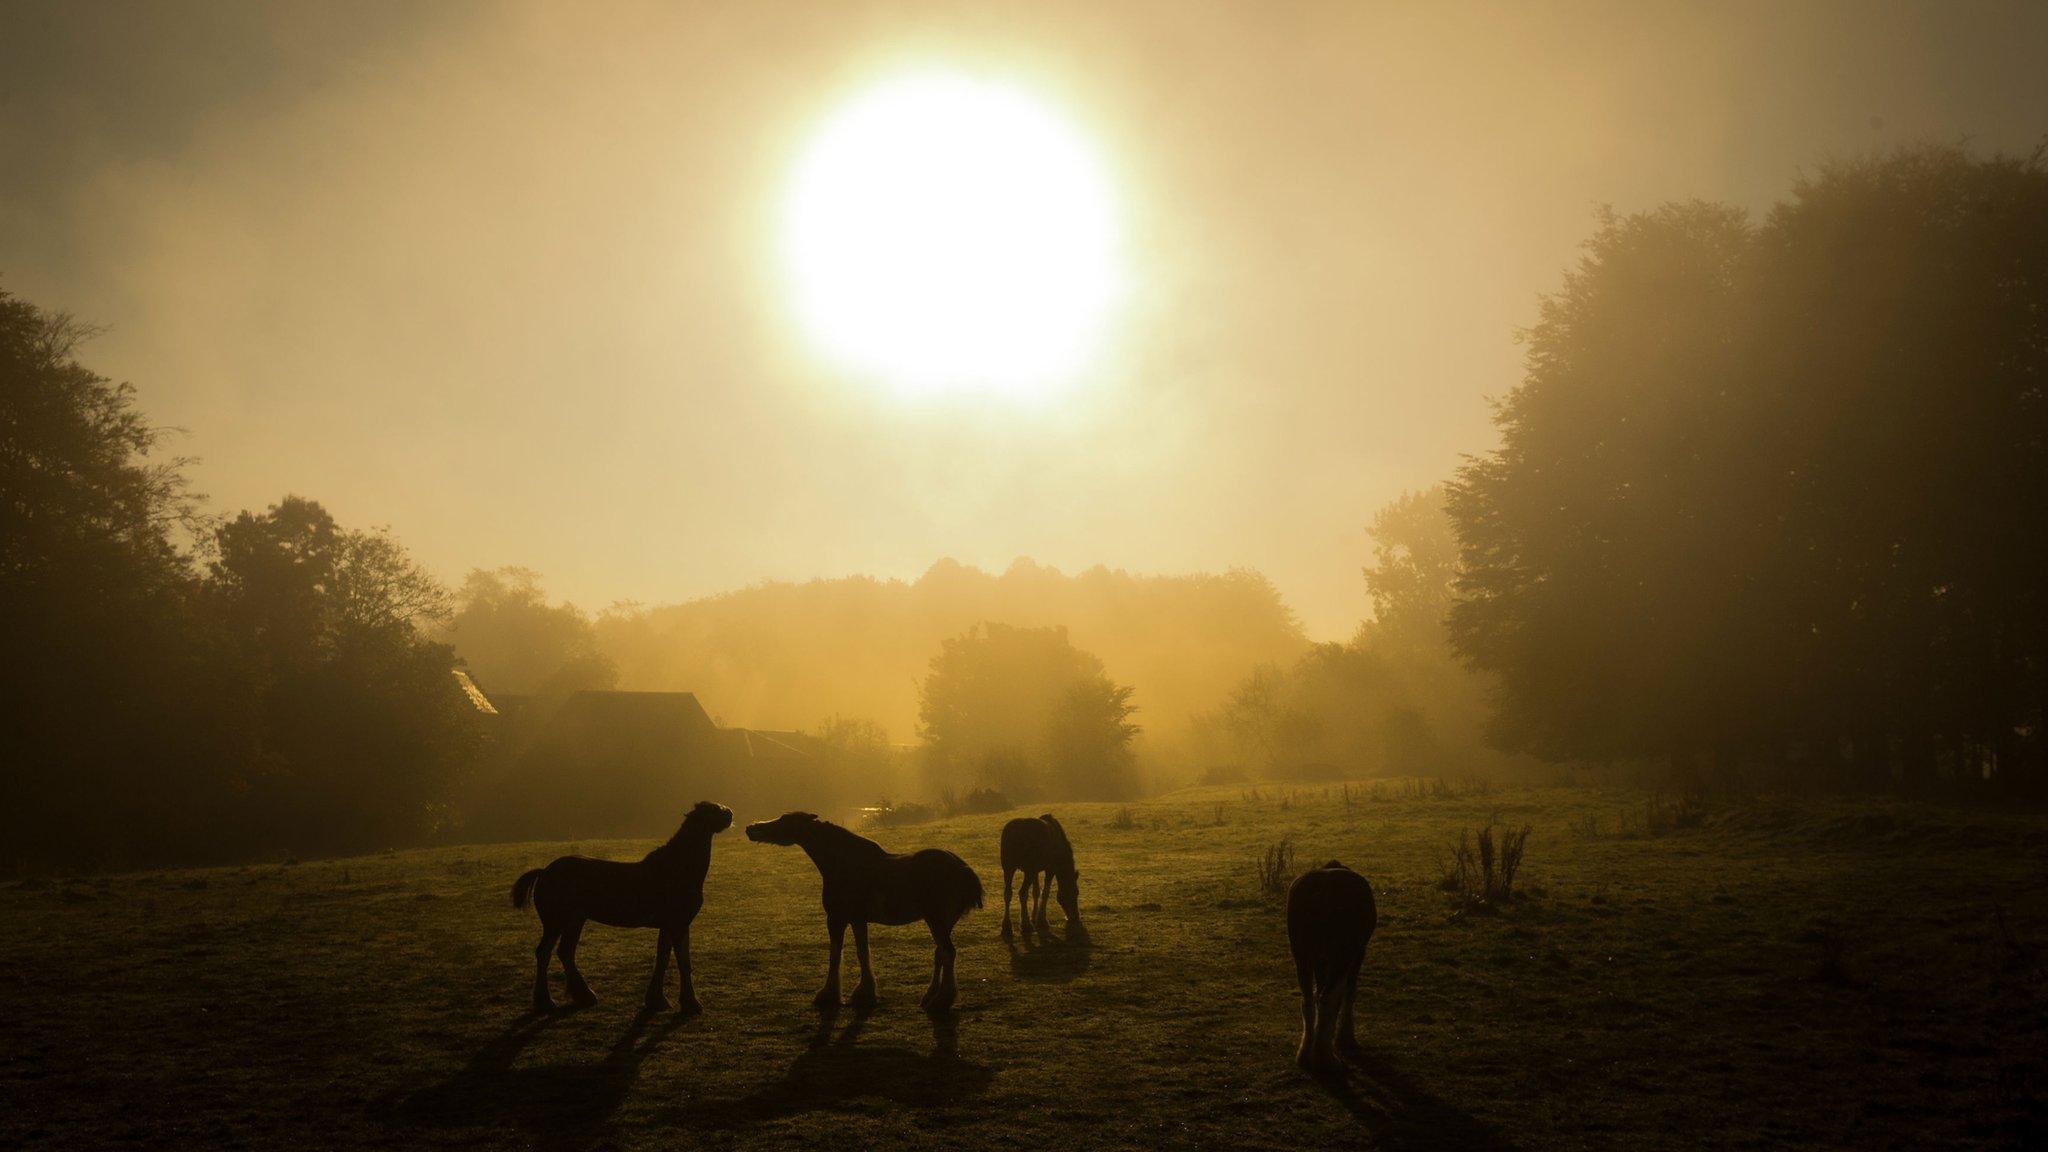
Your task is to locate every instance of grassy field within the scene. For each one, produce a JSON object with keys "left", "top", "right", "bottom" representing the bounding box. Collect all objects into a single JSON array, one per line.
[{"left": 4, "top": 782, "right": 2045, "bottom": 1150}]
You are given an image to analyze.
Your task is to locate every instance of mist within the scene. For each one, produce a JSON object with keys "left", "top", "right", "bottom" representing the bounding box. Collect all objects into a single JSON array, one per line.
[
  {"left": 9, "top": 1, "right": 2043, "bottom": 638},
  {"left": 6, "top": 5, "right": 2048, "bottom": 1148}
]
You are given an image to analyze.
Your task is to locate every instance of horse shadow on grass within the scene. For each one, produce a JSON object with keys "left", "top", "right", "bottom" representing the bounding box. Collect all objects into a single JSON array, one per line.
[
  {"left": 382, "top": 1007, "right": 691, "bottom": 1147},
  {"left": 1007, "top": 927, "right": 1093, "bottom": 983},
  {"left": 1315, "top": 1049, "right": 1521, "bottom": 1152},
  {"left": 662, "top": 1005, "right": 991, "bottom": 1132}
]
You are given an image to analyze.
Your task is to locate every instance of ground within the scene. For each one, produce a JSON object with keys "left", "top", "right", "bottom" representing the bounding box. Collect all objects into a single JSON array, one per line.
[{"left": 4, "top": 783, "right": 2045, "bottom": 1150}]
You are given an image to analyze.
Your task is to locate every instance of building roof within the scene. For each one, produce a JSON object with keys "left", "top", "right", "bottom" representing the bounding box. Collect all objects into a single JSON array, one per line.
[{"left": 452, "top": 669, "right": 498, "bottom": 715}]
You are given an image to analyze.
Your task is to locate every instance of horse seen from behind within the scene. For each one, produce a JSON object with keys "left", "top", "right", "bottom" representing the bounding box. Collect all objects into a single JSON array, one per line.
[
  {"left": 744, "top": 811, "right": 984, "bottom": 1013},
  {"left": 1286, "top": 859, "right": 1378, "bottom": 1072},
  {"left": 511, "top": 800, "right": 734, "bottom": 1015}
]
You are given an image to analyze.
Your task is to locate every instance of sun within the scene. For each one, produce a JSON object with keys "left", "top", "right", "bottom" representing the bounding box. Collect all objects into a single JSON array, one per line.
[{"left": 781, "top": 70, "right": 1126, "bottom": 398}]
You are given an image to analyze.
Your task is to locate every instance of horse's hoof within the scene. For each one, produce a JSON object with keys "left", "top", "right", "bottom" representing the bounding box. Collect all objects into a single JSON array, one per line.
[
  {"left": 812, "top": 989, "right": 840, "bottom": 1010},
  {"left": 849, "top": 986, "right": 878, "bottom": 1010},
  {"left": 571, "top": 991, "right": 598, "bottom": 1009},
  {"left": 642, "top": 996, "right": 670, "bottom": 1014},
  {"left": 1000, "top": 923, "right": 1013, "bottom": 941},
  {"left": 678, "top": 998, "right": 703, "bottom": 1017},
  {"left": 533, "top": 998, "right": 556, "bottom": 1015}
]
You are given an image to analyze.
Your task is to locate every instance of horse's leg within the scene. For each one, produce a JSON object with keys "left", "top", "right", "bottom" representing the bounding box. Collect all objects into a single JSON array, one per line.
[
  {"left": 644, "top": 927, "right": 672, "bottom": 1013},
  {"left": 1017, "top": 872, "right": 1037, "bottom": 937},
  {"left": 1337, "top": 952, "right": 1364, "bottom": 1054},
  {"left": 923, "top": 918, "right": 959, "bottom": 1013},
  {"left": 1000, "top": 867, "right": 1016, "bottom": 941},
  {"left": 813, "top": 916, "right": 845, "bottom": 1009},
  {"left": 1033, "top": 870, "right": 1051, "bottom": 932},
  {"left": 849, "top": 920, "right": 877, "bottom": 1009},
  {"left": 673, "top": 923, "right": 701, "bottom": 1015},
  {"left": 1292, "top": 950, "right": 1317, "bottom": 1069},
  {"left": 559, "top": 918, "right": 596, "bottom": 1007},
  {"left": 533, "top": 923, "right": 561, "bottom": 1013},
  {"left": 1313, "top": 967, "right": 1344, "bottom": 1069}
]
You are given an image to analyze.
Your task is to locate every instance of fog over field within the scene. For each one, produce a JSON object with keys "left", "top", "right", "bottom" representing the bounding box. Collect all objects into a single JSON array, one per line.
[{"left": 4, "top": 2, "right": 2048, "bottom": 1150}]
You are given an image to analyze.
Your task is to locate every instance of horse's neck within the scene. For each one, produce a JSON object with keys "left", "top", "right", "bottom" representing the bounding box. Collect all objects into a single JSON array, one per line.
[
  {"left": 1048, "top": 828, "right": 1075, "bottom": 872},
  {"left": 799, "top": 821, "right": 881, "bottom": 871},
  {"left": 648, "top": 828, "right": 713, "bottom": 874}
]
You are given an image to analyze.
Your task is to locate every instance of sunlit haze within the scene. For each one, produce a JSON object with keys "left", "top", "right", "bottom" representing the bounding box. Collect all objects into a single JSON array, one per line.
[
  {"left": 782, "top": 70, "right": 1124, "bottom": 397},
  {"left": 5, "top": 0, "right": 2046, "bottom": 641}
]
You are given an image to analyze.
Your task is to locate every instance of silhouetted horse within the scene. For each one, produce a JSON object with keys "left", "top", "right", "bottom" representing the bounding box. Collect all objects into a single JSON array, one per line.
[
  {"left": 1286, "top": 859, "right": 1378, "bottom": 1072},
  {"left": 511, "top": 801, "right": 733, "bottom": 1014},
  {"left": 999, "top": 813, "right": 1082, "bottom": 940},
  {"left": 744, "top": 812, "right": 984, "bottom": 1012}
]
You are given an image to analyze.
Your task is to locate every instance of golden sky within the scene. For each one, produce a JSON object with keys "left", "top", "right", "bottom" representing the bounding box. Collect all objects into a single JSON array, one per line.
[{"left": 5, "top": 0, "right": 2046, "bottom": 637}]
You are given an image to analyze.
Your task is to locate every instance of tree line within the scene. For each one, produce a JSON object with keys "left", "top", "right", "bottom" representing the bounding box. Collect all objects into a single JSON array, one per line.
[
  {"left": 8, "top": 143, "right": 2040, "bottom": 869},
  {"left": 2, "top": 293, "right": 482, "bottom": 868},
  {"left": 1447, "top": 145, "right": 2048, "bottom": 794}
]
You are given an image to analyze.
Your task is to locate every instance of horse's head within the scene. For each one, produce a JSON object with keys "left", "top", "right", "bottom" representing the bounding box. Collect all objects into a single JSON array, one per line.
[
  {"left": 1056, "top": 865, "right": 1083, "bottom": 927},
  {"left": 680, "top": 800, "right": 734, "bottom": 837},
  {"left": 744, "top": 811, "right": 819, "bottom": 846}
]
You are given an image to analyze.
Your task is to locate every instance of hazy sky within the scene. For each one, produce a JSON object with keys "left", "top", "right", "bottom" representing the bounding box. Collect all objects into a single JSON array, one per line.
[{"left": 5, "top": 1, "right": 2046, "bottom": 638}]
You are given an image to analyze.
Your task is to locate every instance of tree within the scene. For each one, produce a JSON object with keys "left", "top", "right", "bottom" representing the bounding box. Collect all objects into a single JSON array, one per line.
[
  {"left": 206, "top": 496, "right": 478, "bottom": 850},
  {"left": 1045, "top": 679, "right": 1141, "bottom": 800},
  {"left": 1448, "top": 145, "right": 2048, "bottom": 790},
  {"left": 0, "top": 288, "right": 228, "bottom": 866},
  {"left": 446, "top": 567, "right": 617, "bottom": 698},
  {"left": 917, "top": 622, "right": 1140, "bottom": 800},
  {"left": 1216, "top": 664, "right": 1321, "bottom": 771}
]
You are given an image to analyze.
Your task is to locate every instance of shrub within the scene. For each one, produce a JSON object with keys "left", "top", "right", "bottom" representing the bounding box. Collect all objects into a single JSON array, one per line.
[
  {"left": 1440, "top": 817, "right": 1532, "bottom": 905},
  {"left": 865, "top": 800, "right": 936, "bottom": 828},
  {"left": 1109, "top": 805, "right": 1136, "bottom": 830},
  {"left": 959, "top": 787, "right": 1011, "bottom": 815},
  {"left": 1643, "top": 790, "right": 1706, "bottom": 837},
  {"left": 1199, "top": 764, "right": 1248, "bottom": 786},
  {"left": 1257, "top": 839, "right": 1296, "bottom": 900}
]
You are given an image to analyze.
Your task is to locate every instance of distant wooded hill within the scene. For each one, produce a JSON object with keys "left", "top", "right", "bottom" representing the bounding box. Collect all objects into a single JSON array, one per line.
[{"left": 591, "top": 558, "right": 1310, "bottom": 744}]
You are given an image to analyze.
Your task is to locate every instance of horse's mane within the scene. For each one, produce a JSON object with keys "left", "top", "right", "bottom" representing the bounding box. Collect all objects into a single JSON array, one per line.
[
  {"left": 807, "top": 816, "right": 888, "bottom": 859},
  {"left": 1040, "top": 813, "right": 1077, "bottom": 870},
  {"left": 645, "top": 803, "right": 724, "bottom": 860}
]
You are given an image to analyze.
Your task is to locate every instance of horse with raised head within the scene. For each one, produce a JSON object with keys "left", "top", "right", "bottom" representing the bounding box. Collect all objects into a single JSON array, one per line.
[
  {"left": 999, "top": 813, "right": 1082, "bottom": 940},
  {"left": 511, "top": 800, "right": 733, "bottom": 1014},
  {"left": 1286, "top": 859, "right": 1378, "bottom": 1072},
  {"left": 744, "top": 812, "right": 984, "bottom": 1013}
]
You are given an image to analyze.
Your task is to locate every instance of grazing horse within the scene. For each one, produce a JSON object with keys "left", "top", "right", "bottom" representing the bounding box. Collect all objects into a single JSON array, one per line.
[
  {"left": 999, "top": 813, "right": 1082, "bottom": 940},
  {"left": 744, "top": 812, "right": 984, "bottom": 1012},
  {"left": 510, "top": 800, "right": 733, "bottom": 1014},
  {"left": 1286, "top": 859, "right": 1378, "bottom": 1072}
]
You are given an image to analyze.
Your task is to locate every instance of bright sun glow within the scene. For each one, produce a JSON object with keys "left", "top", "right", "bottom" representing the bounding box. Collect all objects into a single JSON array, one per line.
[{"left": 782, "top": 71, "right": 1126, "bottom": 398}]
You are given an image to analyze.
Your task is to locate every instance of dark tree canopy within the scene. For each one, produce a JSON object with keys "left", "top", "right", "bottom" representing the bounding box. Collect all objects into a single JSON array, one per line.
[
  {"left": 1448, "top": 145, "right": 2048, "bottom": 790},
  {"left": 1, "top": 286, "right": 480, "bottom": 867},
  {"left": 918, "top": 622, "right": 1140, "bottom": 800}
]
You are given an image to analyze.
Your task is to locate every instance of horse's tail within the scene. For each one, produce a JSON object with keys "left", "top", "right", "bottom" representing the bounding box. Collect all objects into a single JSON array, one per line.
[
  {"left": 952, "top": 856, "right": 985, "bottom": 914},
  {"left": 511, "top": 868, "right": 544, "bottom": 910}
]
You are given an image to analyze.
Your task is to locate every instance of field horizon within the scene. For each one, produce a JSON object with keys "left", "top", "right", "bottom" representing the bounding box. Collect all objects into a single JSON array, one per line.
[{"left": 6, "top": 781, "right": 2043, "bottom": 1150}]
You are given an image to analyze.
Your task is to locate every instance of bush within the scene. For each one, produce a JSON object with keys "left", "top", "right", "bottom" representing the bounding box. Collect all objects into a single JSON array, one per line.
[
  {"left": 1257, "top": 839, "right": 1296, "bottom": 899},
  {"left": 1198, "top": 764, "right": 1248, "bottom": 786},
  {"left": 1438, "top": 817, "right": 1532, "bottom": 906},
  {"left": 958, "top": 787, "right": 1011, "bottom": 815},
  {"left": 864, "top": 800, "right": 936, "bottom": 828},
  {"left": 1643, "top": 790, "right": 1706, "bottom": 836},
  {"left": 1109, "top": 805, "right": 1136, "bottom": 830}
]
